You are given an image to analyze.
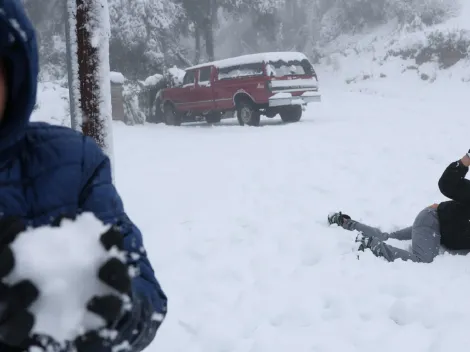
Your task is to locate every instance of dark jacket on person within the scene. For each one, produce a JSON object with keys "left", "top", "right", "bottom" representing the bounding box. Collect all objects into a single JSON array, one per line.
[
  {"left": 438, "top": 160, "right": 470, "bottom": 250},
  {"left": 0, "top": 1, "right": 167, "bottom": 351}
]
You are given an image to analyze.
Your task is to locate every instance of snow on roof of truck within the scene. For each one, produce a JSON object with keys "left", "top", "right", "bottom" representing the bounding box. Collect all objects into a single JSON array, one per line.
[{"left": 187, "top": 52, "right": 309, "bottom": 71}]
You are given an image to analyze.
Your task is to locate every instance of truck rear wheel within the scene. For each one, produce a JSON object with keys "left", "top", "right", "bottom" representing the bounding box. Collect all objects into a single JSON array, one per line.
[
  {"left": 164, "top": 104, "right": 181, "bottom": 126},
  {"left": 236, "top": 100, "right": 260, "bottom": 126},
  {"left": 280, "top": 105, "right": 302, "bottom": 123}
]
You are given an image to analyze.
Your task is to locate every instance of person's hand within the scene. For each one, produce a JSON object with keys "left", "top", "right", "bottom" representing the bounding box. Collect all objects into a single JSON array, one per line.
[
  {"left": 461, "top": 150, "right": 470, "bottom": 167},
  {"left": 0, "top": 217, "right": 39, "bottom": 349},
  {"left": 73, "top": 225, "right": 132, "bottom": 352}
]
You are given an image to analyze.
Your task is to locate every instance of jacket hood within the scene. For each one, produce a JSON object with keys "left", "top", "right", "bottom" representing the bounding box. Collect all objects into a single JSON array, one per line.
[{"left": 0, "top": 0, "right": 38, "bottom": 152}]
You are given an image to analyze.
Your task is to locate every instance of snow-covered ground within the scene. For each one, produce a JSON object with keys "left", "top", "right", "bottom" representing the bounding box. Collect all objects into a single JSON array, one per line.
[
  {"left": 31, "top": 7, "right": 470, "bottom": 348},
  {"left": 34, "top": 83, "right": 462, "bottom": 352}
]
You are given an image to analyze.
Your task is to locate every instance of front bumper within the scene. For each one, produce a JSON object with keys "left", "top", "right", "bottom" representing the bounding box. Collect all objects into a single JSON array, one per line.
[{"left": 268, "top": 91, "right": 322, "bottom": 107}]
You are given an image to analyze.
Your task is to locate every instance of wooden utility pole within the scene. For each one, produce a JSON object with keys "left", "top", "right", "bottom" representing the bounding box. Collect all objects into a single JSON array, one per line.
[{"left": 66, "top": 0, "right": 114, "bottom": 160}]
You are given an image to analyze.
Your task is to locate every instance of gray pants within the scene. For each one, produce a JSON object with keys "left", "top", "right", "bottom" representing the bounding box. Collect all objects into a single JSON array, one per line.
[{"left": 343, "top": 207, "right": 441, "bottom": 263}]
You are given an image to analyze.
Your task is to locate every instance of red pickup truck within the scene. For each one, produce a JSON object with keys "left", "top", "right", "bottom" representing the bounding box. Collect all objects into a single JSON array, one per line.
[{"left": 160, "top": 52, "right": 321, "bottom": 126}]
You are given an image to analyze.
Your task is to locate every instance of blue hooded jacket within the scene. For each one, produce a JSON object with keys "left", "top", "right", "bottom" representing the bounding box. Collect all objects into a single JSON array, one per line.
[{"left": 0, "top": 1, "right": 167, "bottom": 350}]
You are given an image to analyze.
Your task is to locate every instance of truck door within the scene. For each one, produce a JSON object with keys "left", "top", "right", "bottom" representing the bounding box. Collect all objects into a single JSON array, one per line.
[
  {"left": 192, "top": 66, "right": 215, "bottom": 112},
  {"left": 174, "top": 70, "right": 197, "bottom": 112}
]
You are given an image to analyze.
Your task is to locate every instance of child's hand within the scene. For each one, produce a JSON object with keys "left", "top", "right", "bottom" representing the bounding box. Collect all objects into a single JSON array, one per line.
[
  {"left": 73, "top": 226, "right": 132, "bottom": 352},
  {"left": 0, "top": 217, "right": 39, "bottom": 348},
  {"left": 461, "top": 150, "right": 470, "bottom": 167}
]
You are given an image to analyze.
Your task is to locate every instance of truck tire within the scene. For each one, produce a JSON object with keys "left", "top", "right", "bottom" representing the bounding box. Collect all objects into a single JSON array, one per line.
[
  {"left": 280, "top": 105, "right": 302, "bottom": 123},
  {"left": 236, "top": 100, "right": 260, "bottom": 126},
  {"left": 164, "top": 104, "right": 181, "bottom": 126},
  {"left": 206, "top": 112, "right": 222, "bottom": 124}
]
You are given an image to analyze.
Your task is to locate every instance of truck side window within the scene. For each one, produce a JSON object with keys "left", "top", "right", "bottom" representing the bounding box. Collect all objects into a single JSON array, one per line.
[
  {"left": 199, "top": 67, "right": 211, "bottom": 83},
  {"left": 183, "top": 71, "right": 195, "bottom": 86},
  {"left": 218, "top": 62, "right": 264, "bottom": 80}
]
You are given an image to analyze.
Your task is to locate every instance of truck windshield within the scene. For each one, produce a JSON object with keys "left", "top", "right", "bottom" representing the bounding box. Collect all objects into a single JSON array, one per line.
[{"left": 266, "top": 59, "right": 314, "bottom": 77}]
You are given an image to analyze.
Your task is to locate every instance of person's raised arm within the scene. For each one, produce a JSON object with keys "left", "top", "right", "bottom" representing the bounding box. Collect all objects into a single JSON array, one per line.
[{"left": 438, "top": 150, "right": 470, "bottom": 205}]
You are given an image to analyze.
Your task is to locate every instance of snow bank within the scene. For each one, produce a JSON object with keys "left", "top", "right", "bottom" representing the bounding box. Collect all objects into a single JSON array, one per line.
[{"left": 5, "top": 213, "right": 119, "bottom": 342}]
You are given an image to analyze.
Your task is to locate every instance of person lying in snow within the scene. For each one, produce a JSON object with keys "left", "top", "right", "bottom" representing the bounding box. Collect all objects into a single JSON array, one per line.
[
  {"left": 328, "top": 150, "right": 470, "bottom": 263},
  {"left": 0, "top": 1, "right": 167, "bottom": 351}
]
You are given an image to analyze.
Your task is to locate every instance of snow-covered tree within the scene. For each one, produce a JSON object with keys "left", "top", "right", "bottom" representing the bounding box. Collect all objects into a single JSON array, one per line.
[
  {"left": 108, "top": 0, "right": 185, "bottom": 78},
  {"left": 175, "top": 0, "right": 285, "bottom": 62},
  {"left": 66, "top": 0, "right": 114, "bottom": 160},
  {"left": 385, "top": 0, "right": 460, "bottom": 27},
  {"left": 23, "top": 0, "right": 67, "bottom": 79},
  {"left": 26, "top": 0, "right": 463, "bottom": 83}
]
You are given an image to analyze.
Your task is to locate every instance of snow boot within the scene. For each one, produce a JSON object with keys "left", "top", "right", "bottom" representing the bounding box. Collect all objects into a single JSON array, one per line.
[
  {"left": 327, "top": 211, "right": 351, "bottom": 226},
  {"left": 355, "top": 233, "right": 387, "bottom": 261},
  {"left": 355, "top": 233, "right": 373, "bottom": 252}
]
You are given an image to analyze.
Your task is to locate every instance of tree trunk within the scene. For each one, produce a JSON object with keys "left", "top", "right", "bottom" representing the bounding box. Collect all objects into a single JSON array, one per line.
[
  {"left": 66, "top": 0, "right": 114, "bottom": 163},
  {"left": 203, "top": 18, "right": 214, "bottom": 61},
  {"left": 194, "top": 25, "right": 201, "bottom": 64},
  {"left": 203, "top": 0, "right": 217, "bottom": 61}
]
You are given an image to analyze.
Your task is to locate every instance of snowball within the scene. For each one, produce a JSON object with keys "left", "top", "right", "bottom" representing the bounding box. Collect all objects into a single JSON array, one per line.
[{"left": 4, "top": 213, "right": 120, "bottom": 343}]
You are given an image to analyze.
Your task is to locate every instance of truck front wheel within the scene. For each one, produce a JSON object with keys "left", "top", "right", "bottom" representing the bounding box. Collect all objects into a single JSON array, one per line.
[
  {"left": 164, "top": 104, "right": 181, "bottom": 126},
  {"left": 280, "top": 105, "right": 302, "bottom": 123},
  {"left": 236, "top": 100, "right": 260, "bottom": 126}
]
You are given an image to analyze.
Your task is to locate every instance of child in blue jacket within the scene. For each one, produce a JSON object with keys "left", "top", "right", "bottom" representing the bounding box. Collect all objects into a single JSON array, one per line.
[{"left": 0, "top": 1, "right": 167, "bottom": 351}]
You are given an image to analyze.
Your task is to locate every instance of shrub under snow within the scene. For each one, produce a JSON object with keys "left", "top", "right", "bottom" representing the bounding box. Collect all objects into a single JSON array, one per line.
[{"left": 387, "top": 28, "right": 470, "bottom": 68}]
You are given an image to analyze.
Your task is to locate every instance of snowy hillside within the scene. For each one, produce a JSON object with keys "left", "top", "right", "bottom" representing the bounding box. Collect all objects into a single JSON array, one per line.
[
  {"left": 318, "top": 0, "right": 470, "bottom": 96},
  {"left": 32, "top": 72, "right": 470, "bottom": 352}
]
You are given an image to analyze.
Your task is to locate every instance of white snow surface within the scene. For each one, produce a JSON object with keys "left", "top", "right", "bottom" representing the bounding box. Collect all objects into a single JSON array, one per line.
[
  {"left": 33, "top": 49, "right": 470, "bottom": 352},
  {"left": 106, "top": 85, "right": 468, "bottom": 352},
  {"left": 167, "top": 66, "right": 186, "bottom": 86},
  {"left": 5, "top": 213, "right": 115, "bottom": 342},
  {"left": 188, "top": 51, "right": 309, "bottom": 70},
  {"left": 316, "top": 6, "right": 470, "bottom": 93},
  {"left": 110, "top": 71, "right": 126, "bottom": 84},
  {"left": 31, "top": 82, "right": 70, "bottom": 127},
  {"left": 143, "top": 74, "right": 164, "bottom": 87}
]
